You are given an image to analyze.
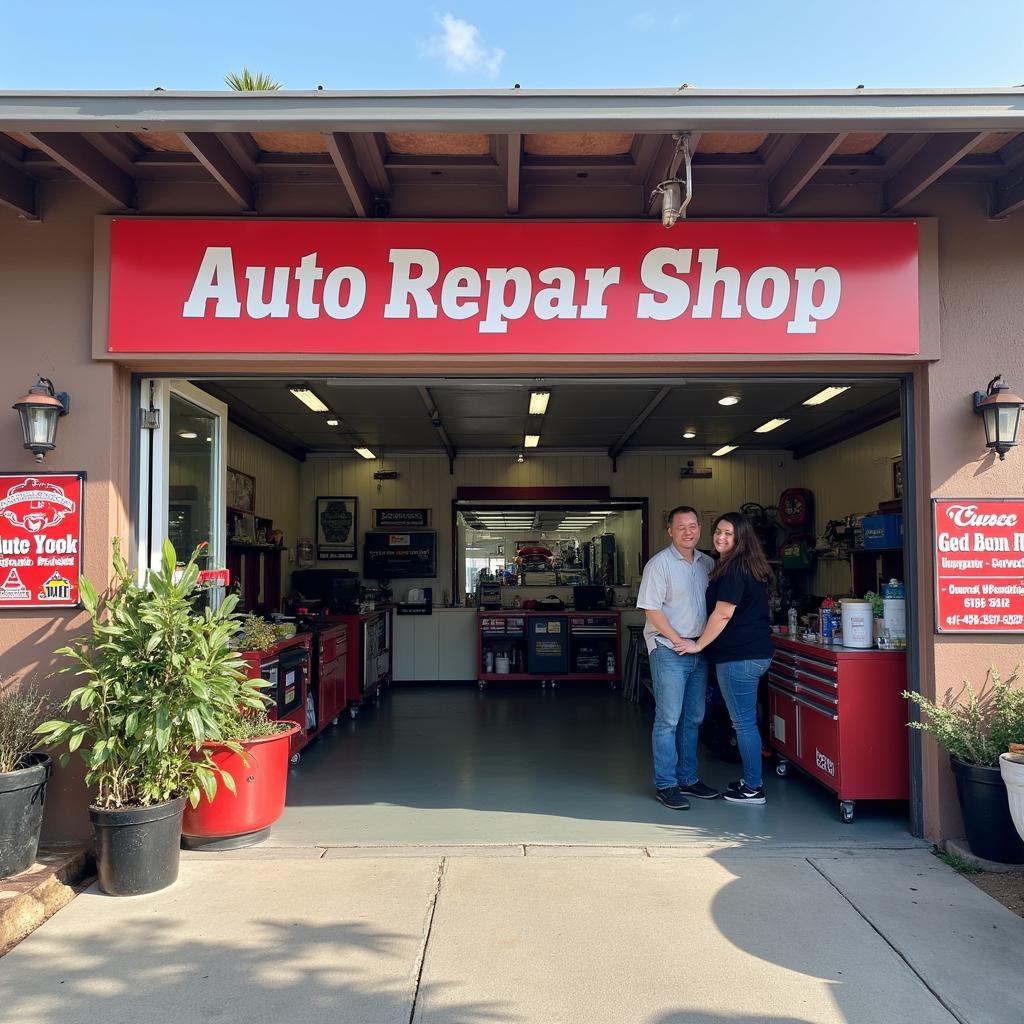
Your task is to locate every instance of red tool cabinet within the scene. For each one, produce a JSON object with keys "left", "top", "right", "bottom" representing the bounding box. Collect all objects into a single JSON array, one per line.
[
  {"left": 239, "top": 634, "right": 311, "bottom": 760},
  {"left": 766, "top": 637, "right": 909, "bottom": 823}
]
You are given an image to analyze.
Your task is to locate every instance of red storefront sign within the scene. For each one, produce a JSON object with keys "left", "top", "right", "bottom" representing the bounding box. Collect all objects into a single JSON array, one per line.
[
  {"left": 106, "top": 219, "right": 920, "bottom": 356},
  {"left": 933, "top": 499, "right": 1024, "bottom": 633},
  {"left": 0, "top": 473, "right": 83, "bottom": 609}
]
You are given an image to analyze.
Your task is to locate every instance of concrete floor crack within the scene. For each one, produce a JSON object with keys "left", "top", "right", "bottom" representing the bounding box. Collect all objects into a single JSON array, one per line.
[
  {"left": 805, "top": 858, "right": 967, "bottom": 1024},
  {"left": 408, "top": 855, "right": 447, "bottom": 1023}
]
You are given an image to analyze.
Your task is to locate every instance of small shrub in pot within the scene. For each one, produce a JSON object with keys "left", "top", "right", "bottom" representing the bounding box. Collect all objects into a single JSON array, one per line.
[{"left": 0, "top": 681, "right": 54, "bottom": 878}]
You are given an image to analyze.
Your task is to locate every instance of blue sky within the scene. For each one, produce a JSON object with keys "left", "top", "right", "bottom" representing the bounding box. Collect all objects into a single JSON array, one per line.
[{"left": 2, "top": 1, "right": 1022, "bottom": 91}]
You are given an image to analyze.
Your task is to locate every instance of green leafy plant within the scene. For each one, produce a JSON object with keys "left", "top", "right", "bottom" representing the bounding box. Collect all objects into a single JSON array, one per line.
[
  {"left": 0, "top": 680, "right": 54, "bottom": 773},
  {"left": 224, "top": 68, "right": 281, "bottom": 91},
  {"left": 35, "top": 539, "right": 267, "bottom": 809},
  {"left": 239, "top": 613, "right": 279, "bottom": 652},
  {"left": 903, "top": 665, "right": 1024, "bottom": 767}
]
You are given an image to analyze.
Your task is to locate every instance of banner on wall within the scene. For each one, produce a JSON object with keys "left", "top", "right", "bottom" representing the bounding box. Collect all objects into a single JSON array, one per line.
[
  {"left": 106, "top": 219, "right": 920, "bottom": 356},
  {"left": 0, "top": 473, "right": 84, "bottom": 609},
  {"left": 933, "top": 499, "right": 1024, "bottom": 633}
]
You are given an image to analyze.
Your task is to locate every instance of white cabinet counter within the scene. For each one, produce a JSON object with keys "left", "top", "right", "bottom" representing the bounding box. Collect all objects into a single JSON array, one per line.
[{"left": 392, "top": 608, "right": 478, "bottom": 682}]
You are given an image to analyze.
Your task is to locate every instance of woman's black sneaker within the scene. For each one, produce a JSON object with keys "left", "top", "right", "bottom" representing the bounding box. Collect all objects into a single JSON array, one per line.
[
  {"left": 655, "top": 786, "right": 691, "bottom": 810},
  {"left": 723, "top": 782, "right": 766, "bottom": 804},
  {"left": 677, "top": 780, "right": 721, "bottom": 800}
]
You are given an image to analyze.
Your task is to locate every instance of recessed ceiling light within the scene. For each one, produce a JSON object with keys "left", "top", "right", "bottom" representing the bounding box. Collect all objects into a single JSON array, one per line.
[
  {"left": 754, "top": 418, "right": 791, "bottom": 434},
  {"left": 326, "top": 418, "right": 339, "bottom": 426},
  {"left": 354, "top": 447, "right": 376, "bottom": 460},
  {"left": 529, "top": 391, "right": 551, "bottom": 415},
  {"left": 718, "top": 395, "right": 740, "bottom": 407},
  {"left": 524, "top": 434, "right": 540, "bottom": 448},
  {"left": 205, "top": 436, "right": 212, "bottom": 443},
  {"left": 177, "top": 430, "right": 198, "bottom": 439},
  {"left": 683, "top": 431, "right": 696, "bottom": 439},
  {"left": 289, "top": 387, "right": 330, "bottom": 413},
  {"left": 712, "top": 445, "right": 739, "bottom": 457},
  {"left": 803, "top": 386, "right": 850, "bottom": 406}
]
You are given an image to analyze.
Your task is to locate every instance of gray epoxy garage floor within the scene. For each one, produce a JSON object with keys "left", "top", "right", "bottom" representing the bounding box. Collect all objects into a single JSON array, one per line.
[{"left": 271, "top": 684, "right": 916, "bottom": 848}]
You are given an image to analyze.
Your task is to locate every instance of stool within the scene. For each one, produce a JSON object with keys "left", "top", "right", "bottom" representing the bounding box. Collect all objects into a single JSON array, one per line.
[{"left": 622, "top": 624, "right": 650, "bottom": 703}]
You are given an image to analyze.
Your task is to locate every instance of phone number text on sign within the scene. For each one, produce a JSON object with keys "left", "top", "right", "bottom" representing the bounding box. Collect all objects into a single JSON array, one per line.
[{"left": 933, "top": 499, "right": 1024, "bottom": 633}]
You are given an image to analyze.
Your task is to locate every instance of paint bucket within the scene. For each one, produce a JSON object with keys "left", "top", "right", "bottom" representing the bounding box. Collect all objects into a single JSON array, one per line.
[
  {"left": 841, "top": 600, "right": 873, "bottom": 648},
  {"left": 495, "top": 654, "right": 511, "bottom": 674}
]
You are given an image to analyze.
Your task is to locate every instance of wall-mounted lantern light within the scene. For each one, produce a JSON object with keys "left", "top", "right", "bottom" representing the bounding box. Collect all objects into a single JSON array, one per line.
[
  {"left": 13, "top": 376, "right": 70, "bottom": 463},
  {"left": 973, "top": 375, "right": 1023, "bottom": 460}
]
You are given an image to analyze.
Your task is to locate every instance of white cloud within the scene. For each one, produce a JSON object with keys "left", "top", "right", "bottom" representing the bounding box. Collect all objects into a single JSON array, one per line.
[{"left": 425, "top": 14, "right": 506, "bottom": 78}]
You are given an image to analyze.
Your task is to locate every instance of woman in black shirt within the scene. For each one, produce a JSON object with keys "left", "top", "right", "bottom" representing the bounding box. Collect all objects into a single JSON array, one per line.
[{"left": 682, "top": 512, "right": 774, "bottom": 804}]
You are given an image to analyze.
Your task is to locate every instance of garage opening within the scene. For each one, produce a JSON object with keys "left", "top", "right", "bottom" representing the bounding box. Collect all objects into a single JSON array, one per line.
[{"left": 137, "top": 373, "right": 917, "bottom": 847}]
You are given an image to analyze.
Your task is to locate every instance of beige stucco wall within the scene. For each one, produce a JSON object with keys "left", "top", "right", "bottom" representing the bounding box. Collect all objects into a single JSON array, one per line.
[{"left": 2, "top": 174, "right": 1022, "bottom": 845}]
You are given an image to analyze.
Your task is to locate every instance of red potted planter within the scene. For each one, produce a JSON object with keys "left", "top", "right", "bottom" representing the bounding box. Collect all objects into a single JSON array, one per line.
[{"left": 181, "top": 722, "right": 299, "bottom": 850}]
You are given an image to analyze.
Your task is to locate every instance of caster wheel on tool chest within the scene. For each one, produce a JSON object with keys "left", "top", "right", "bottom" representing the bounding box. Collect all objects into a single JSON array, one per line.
[
  {"left": 331, "top": 717, "right": 338, "bottom": 726},
  {"left": 775, "top": 760, "right": 790, "bottom": 778},
  {"left": 350, "top": 706, "right": 359, "bottom": 719},
  {"left": 289, "top": 753, "right": 301, "bottom": 765},
  {"left": 840, "top": 801, "right": 855, "bottom": 824},
  {"left": 478, "top": 680, "right": 486, "bottom": 690}
]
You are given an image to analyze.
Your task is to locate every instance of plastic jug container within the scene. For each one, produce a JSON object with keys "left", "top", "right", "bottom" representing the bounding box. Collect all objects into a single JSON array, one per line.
[
  {"left": 841, "top": 600, "right": 874, "bottom": 648},
  {"left": 495, "top": 654, "right": 511, "bottom": 674}
]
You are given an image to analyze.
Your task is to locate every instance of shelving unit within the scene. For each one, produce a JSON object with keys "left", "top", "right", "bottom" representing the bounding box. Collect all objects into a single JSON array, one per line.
[{"left": 849, "top": 547, "right": 903, "bottom": 596}]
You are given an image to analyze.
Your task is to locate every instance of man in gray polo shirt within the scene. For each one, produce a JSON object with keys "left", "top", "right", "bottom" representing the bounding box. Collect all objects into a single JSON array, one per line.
[{"left": 636, "top": 505, "right": 719, "bottom": 809}]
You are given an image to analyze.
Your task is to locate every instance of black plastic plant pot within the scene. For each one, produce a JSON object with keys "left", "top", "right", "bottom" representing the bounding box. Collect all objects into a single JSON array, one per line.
[
  {"left": 89, "top": 796, "right": 187, "bottom": 896},
  {"left": 0, "top": 753, "right": 51, "bottom": 879},
  {"left": 950, "top": 756, "right": 1024, "bottom": 864}
]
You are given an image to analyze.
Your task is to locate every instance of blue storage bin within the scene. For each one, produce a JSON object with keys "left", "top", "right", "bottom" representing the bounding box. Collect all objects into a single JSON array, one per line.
[{"left": 862, "top": 513, "right": 902, "bottom": 548}]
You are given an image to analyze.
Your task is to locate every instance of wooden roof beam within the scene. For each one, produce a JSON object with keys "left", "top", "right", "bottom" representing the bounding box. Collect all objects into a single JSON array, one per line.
[
  {"left": 323, "top": 131, "right": 374, "bottom": 217},
  {"left": 496, "top": 132, "right": 521, "bottom": 214},
  {"left": 991, "top": 167, "right": 1024, "bottom": 218},
  {"left": 769, "top": 133, "right": 846, "bottom": 212},
  {"left": 884, "top": 132, "right": 988, "bottom": 211},
  {"left": 350, "top": 132, "right": 391, "bottom": 196},
  {"left": 22, "top": 131, "right": 133, "bottom": 208},
  {"left": 180, "top": 132, "right": 254, "bottom": 210},
  {"left": 0, "top": 158, "right": 36, "bottom": 218}
]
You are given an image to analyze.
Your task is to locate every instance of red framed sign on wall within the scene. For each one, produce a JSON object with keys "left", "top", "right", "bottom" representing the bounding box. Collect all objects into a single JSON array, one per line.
[
  {"left": 933, "top": 498, "right": 1024, "bottom": 633},
  {"left": 0, "top": 473, "right": 84, "bottom": 609}
]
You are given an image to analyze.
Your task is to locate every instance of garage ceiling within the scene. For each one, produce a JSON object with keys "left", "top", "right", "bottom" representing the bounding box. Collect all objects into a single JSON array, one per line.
[{"left": 198, "top": 377, "right": 900, "bottom": 462}]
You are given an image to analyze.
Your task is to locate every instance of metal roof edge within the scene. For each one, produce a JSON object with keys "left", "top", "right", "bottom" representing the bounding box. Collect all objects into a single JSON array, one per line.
[{"left": 4, "top": 89, "right": 1024, "bottom": 133}]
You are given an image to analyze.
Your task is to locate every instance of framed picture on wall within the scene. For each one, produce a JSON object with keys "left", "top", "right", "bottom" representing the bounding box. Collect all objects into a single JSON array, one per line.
[
  {"left": 891, "top": 458, "right": 904, "bottom": 500},
  {"left": 316, "top": 496, "right": 358, "bottom": 560},
  {"left": 227, "top": 467, "right": 255, "bottom": 513}
]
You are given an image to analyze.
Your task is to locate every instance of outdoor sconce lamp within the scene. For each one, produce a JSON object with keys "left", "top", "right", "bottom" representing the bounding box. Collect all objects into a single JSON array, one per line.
[
  {"left": 13, "top": 376, "right": 70, "bottom": 463},
  {"left": 973, "top": 375, "right": 1024, "bottom": 460}
]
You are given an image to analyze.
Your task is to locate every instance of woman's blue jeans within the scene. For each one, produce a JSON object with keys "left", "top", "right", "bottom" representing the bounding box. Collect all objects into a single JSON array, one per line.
[
  {"left": 649, "top": 645, "right": 708, "bottom": 790},
  {"left": 715, "top": 657, "right": 773, "bottom": 791}
]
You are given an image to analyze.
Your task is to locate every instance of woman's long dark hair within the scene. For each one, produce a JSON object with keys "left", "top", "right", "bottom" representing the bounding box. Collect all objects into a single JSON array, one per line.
[{"left": 709, "top": 511, "right": 773, "bottom": 583}]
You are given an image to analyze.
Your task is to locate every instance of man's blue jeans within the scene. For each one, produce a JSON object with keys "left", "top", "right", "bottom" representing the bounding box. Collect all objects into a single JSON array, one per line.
[
  {"left": 715, "top": 657, "right": 773, "bottom": 791},
  {"left": 649, "top": 644, "right": 708, "bottom": 790}
]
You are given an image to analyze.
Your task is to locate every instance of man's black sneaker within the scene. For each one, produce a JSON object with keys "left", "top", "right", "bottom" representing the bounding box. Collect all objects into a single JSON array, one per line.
[
  {"left": 723, "top": 782, "right": 766, "bottom": 804},
  {"left": 677, "top": 780, "right": 721, "bottom": 800},
  {"left": 655, "top": 786, "right": 691, "bottom": 810}
]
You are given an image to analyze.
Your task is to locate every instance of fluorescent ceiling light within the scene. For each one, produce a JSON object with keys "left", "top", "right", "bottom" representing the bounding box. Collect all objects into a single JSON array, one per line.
[
  {"left": 354, "top": 447, "right": 377, "bottom": 460},
  {"left": 589, "top": 510, "right": 615, "bottom": 515},
  {"left": 712, "top": 445, "right": 739, "bottom": 457},
  {"left": 524, "top": 434, "right": 540, "bottom": 448},
  {"left": 803, "top": 386, "right": 850, "bottom": 406},
  {"left": 754, "top": 418, "right": 791, "bottom": 434},
  {"left": 326, "top": 418, "right": 339, "bottom": 426},
  {"left": 290, "top": 388, "right": 330, "bottom": 413},
  {"left": 177, "top": 430, "right": 198, "bottom": 439},
  {"left": 529, "top": 391, "right": 551, "bottom": 415},
  {"left": 682, "top": 431, "right": 696, "bottom": 439},
  {"left": 718, "top": 395, "right": 740, "bottom": 407}
]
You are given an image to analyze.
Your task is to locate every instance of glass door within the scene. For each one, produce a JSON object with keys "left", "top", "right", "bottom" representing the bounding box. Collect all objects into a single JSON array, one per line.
[{"left": 138, "top": 380, "right": 227, "bottom": 584}]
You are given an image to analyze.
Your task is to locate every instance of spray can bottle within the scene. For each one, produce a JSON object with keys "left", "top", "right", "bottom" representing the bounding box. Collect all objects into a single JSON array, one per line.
[{"left": 819, "top": 598, "right": 836, "bottom": 643}]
